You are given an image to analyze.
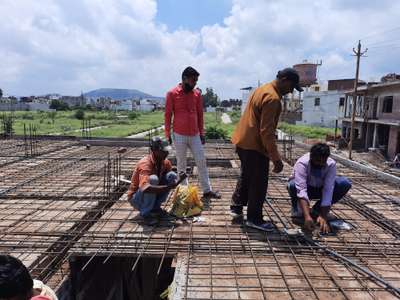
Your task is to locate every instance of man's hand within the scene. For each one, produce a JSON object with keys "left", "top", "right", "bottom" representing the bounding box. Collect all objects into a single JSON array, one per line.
[
  {"left": 317, "top": 216, "right": 330, "bottom": 234},
  {"left": 272, "top": 159, "right": 284, "bottom": 173},
  {"left": 303, "top": 215, "right": 315, "bottom": 232},
  {"left": 200, "top": 135, "right": 206, "bottom": 145}
]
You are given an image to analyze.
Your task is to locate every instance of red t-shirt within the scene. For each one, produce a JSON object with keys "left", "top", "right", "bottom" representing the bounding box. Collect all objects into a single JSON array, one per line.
[{"left": 164, "top": 83, "right": 204, "bottom": 137}]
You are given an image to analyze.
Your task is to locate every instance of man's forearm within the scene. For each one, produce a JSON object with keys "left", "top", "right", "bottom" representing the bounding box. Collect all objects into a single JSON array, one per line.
[
  {"left": 319, "top": 206, "right": 330, "bottom": 219},
  {"left": 299, "top": 198, "right": 311, "bottom": 218},
  {"left": 143, "top": 185, "right": 170, "bottom": 194},
  {"left": 262, "top": 133, "right": 280, "bottom": 162}
]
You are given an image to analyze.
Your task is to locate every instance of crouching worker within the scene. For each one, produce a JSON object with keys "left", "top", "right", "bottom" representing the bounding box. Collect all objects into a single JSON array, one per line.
[
  {"left": 127, "top": 136, "right": 178, "bottom": 226},
  {"left": 288, "top": 143, "right": 352, "bottom": 233},
  {"left": 0, "top": 254, "right": 58, "bottom": 300}
]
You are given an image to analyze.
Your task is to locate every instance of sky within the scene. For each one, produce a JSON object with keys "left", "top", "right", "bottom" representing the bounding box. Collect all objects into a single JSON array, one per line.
[{"left": 1, "top": 0, "right": 400, "bottom": 99}]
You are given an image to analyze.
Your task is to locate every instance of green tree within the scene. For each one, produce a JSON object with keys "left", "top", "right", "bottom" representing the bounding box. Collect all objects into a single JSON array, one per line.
[
  {"left": 0, "top": 88, "right": 3, "bottom": 98},
  {"left": 202, "top": 87, "right": 219, "bottom": 108},
  {"left": 50, "top": 100, "right": 69, "bottom": 111},
  {"left": 75, "top": 109, "right": 85, "bottom": 120}
]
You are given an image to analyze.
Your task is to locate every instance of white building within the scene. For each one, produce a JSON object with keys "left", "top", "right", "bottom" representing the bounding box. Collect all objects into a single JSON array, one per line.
[
  {"left": 111, "top": 99, "right": 134, "bottom": 111},
  {"left": 139, "top": 99, "right": 155, "bottom": 112},
  {"left": 298, "top": 82, "right": 349, "bottom": 128},
  {"left": 206, "top": 106, "right": 216, "bottom": 112},
  {"left": 28, "top": 102, "right": 53, "bottom": 111},
  {"left": 240, "top": 86, "right": 255, "bottom": 113}
]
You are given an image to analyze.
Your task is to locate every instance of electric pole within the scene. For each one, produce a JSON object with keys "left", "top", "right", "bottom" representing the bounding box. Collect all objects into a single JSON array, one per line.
[{"left": 348, "top": 40, "right": 367, "bottom": 160}]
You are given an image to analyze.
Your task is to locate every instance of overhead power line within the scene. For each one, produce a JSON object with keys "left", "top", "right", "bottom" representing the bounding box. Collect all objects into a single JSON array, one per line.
[{"left": 360, "top": 25, "right": 400, "bottom": 41}]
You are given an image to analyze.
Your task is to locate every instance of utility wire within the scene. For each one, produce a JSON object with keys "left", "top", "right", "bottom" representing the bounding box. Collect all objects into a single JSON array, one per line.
[
  {"left": 365, "top": 37, "right": 400, "bottom": 47},
  {"left": 360, "top": 25, "right": 400, "bottom": 41}
]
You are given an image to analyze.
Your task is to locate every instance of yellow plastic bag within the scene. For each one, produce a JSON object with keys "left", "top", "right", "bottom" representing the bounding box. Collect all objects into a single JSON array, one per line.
[{"left": 169, "top": 184, "right": 203, "bottom": 217}]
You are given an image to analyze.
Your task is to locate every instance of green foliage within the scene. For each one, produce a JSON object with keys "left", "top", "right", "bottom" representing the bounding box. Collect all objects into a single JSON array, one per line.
[
  {"left": 278, "top": 122, "right": 340, "bottom": 139},
  {"left": 47, "top": 111, "right": 57, "bottom": 124},
  {"left": 205, "top": 125, "right": 227, "bottom": 140},
  {"left": 0, "top": 88, "right": 3, "bottom": 98},
  {"left": 74, "top": 109, "right": 85, "bottom": 120},
  {"left": 202, "top": 87, "right": 219, "bottom": 108},
  {"left": 229, "top": 110, "right": 241, "bottom": 123},
  {"left": 128, "top": 111, "right": 140, "bottom": 120},
  {"left": 21, "top": 112, "right": 35, "bottom": 120},
  {"left": 50, "top": 100, "right": 69, "bottom": 111}
]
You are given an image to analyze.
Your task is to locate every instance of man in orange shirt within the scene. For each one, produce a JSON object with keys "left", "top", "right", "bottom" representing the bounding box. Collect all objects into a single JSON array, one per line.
[
  {"left": 231, "top": 68, "right": 303, "bottom": 231},
  {"left": 165, "top": 66, "right": 220, "bottom": 199},
  {"left": 127, "top": 136, "right": 179, "bottom": 226}
]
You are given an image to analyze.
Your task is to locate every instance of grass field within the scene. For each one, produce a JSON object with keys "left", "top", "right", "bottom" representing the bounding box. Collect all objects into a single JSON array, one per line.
[
  {"left": 204, "top": 111, "right": 240, "bottom": 139},
  {"left": 278, "top": 122, "right": 339, "bottom": 139},
  {"left": 144, "top": 111, "right": 241, "bottom": 139},
  {"left": 1, "top": 110, "right": 335, "bottom": 140},
  {"left": 205, "top": 112, "right": 338, "bottom": 140},
  {"left": 1, "top": 111, "right": 164, "bottom": 137}
]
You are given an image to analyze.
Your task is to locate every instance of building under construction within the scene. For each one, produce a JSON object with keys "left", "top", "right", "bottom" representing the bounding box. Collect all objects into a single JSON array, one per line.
[{"left": 1, "top": 134, "right": 400, "bottom": 299}]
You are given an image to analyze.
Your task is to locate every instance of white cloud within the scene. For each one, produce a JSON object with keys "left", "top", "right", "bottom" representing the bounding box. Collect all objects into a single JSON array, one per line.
[{"left": 0, "top": 0, "right": 399, "bottom": 98}]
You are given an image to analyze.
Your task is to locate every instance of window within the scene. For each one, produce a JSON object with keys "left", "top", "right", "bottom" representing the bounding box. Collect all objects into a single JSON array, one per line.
[
  {"left": 339, "top": 97, "right": 345, "bottom": 106},
  {"left": 314, "top": 98, "right": 320, "bottom": 106},
  {"left": 382, "top": 96, "right": 393, "bottom": 113},
  {"left": 314, "top": 86, "right": 320, "bottom": 92}
]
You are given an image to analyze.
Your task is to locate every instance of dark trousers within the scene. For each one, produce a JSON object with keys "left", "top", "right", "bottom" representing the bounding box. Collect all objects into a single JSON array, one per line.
[
  {"left": 287, "top": 176, "right": 352, "bottom": 214},
  {"left": 231, "top": 147, "right": 269, "bottom": 223}
]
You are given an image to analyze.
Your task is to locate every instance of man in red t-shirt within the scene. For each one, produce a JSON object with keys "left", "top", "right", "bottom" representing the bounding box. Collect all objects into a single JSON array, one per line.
[{"left": 164, "top": 66, "right": 220, "bottom": 199}]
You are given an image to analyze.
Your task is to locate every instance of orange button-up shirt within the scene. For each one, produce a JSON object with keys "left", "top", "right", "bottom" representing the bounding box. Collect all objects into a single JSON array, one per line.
[
  {"left": 231, "top": 80, "right": 282, "bottom": 161},
  {"left": 127, "top": 154, "right": 172, "bottom": 199},
  {"left": 164, "top": 84, "right": 204, "bottom": 138}
]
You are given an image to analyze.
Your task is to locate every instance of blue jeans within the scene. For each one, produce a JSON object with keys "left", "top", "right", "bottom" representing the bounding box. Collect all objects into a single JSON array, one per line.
[
  {"left": 129, "top": 171, "right": 177, "bottom": 217},
  {"left": 288, "top": 176, "right": 352, "bottom": 214}
]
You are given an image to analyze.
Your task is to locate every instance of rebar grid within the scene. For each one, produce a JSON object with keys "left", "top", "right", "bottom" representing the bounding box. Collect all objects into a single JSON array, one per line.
[
  {"left": 0, "top": 140, "right": 76, "bottom": 167},
  {"left": 1, "top": 137, "right": 400, "bottom": 299},
  {"left": 67, "top": 143, "right": 400, "bottom": 299}
]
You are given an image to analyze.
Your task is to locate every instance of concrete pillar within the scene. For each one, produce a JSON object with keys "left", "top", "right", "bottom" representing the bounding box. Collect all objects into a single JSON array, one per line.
[
  {"left": 372, "top": 123, "right": 378, "bottom": 148},
  {"left": 365, "top": 123, "right": 370, "bottom": 150},
  {"left": 387, "top": 126, "right": 399, "bottom": 160}
]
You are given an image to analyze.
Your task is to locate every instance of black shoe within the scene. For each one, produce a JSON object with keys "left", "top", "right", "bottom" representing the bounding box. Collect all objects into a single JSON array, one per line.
[
  {"left": 203, "top": 190, "right": 221, "bottom": 199},
  {"left": 143, "top": 215, "right": 158, "bottom": 226},
  {"left": 151, "top": 209, "right": 174, "bottom": 220},
  {"left": 246, "top": 220, "right": 275, "bottom": 232}
]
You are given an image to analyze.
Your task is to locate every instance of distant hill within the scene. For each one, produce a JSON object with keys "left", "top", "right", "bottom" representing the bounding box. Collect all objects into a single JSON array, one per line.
[{"left": 84, "top": 88, "right": 164, "bottom": 102}]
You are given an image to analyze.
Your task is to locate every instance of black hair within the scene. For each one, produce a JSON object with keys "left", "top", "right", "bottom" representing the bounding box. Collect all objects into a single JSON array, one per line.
[
  {"left": 182, "top": 66, "right": 200, "bottom": 79},
  {"left": 0, "top": 255, "right": 33, "bottom": 299},
  {"left": 150, "top": 136, "right": 163, "bottom": 152},
  {"left": 310, "top": 143, "right": 330, "bottom": 159}
]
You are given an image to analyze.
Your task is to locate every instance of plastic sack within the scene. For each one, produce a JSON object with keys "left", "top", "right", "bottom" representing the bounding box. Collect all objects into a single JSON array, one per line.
[{"left": 169, "top": 184, "right": 203, "bottom": 217}]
